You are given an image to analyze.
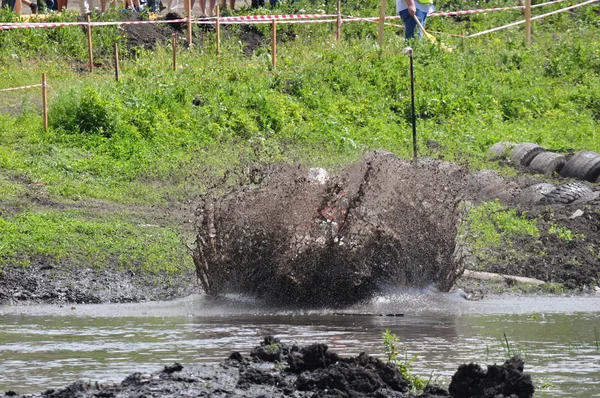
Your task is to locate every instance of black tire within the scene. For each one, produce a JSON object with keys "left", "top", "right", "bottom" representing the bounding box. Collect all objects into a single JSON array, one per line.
[
  {"left": 514, "top": 183, "right": 555, "bottom": 206},
  {"left": 528, "top": 152, "right": 567, "bottom": 176},
  {"left": 488, "top": 141, "right": 515, "bottom": 159},
  {"left": 510, "top": 143, "right": 545, "bottom": 167},
  {"left": 542, "top": 182, "right": 593, "bottom": 205},
  {"left": 559, "top": 150, "right": 600, "bottom": 182},
  {"left": 571, "top": 191, "right": 600, "bottom": 206}
]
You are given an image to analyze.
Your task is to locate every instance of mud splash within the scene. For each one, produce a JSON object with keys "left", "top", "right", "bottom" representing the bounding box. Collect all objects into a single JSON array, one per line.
[
  {"left": 193, "top": 151, "right": 468, "bottom": 307},
  {"left": 193, "top": 150, "right": 600, "bottom": 306}
]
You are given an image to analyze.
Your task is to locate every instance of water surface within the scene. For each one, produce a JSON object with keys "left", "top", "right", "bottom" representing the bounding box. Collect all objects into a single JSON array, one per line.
[{"left": 1, "top": 292, "right": 599, "bottom": 396}]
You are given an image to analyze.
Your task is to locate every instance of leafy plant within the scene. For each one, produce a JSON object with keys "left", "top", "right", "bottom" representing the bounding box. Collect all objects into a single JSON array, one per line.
[{"left": 382, "top": 329, "right": 428, "bottom": 392}]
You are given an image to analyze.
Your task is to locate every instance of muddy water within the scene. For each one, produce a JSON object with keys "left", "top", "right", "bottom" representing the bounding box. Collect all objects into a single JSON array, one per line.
[{"left": 1, "top": 292, "right": 599, "bottom": 397}]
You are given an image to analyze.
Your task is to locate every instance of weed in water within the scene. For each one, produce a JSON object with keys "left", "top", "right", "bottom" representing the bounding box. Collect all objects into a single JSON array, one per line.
[{"left": 382, "top": 329, "right": 428, "bottom": 392}]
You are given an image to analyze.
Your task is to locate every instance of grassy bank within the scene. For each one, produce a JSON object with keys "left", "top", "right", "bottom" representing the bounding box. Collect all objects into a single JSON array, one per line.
[{"left": 0, "top": 0, "right": 599, "bottom": 287}]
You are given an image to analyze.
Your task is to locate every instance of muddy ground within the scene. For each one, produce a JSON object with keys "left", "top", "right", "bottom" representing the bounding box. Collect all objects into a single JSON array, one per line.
[{"left": 5, "top": 337, "right": 535, "bottom": 398}]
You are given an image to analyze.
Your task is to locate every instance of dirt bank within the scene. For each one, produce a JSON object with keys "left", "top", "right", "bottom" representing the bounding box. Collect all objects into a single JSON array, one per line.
[{"left": 7, "top": 337, "right": 535, "bottom": 398}]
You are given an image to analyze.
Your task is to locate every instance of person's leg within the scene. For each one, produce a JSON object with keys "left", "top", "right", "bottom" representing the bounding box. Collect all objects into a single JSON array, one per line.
[
  {"left": 228, "top": 0, "right": 233, "bottom": 10},
  {"left": 207, "top": 0, "right": 215, "bottom": 16},
  {"left": 415, "top": 9, "right": 427, "bottom": 38},
  {"left": 199, "top": 0, "right": 206, "bottom": 15},
  {"left": 56, "top": 0, "right": 67, "bottom": 11},
  {"left": 399, "top": 9, "right": 416, "bottom": 39}
]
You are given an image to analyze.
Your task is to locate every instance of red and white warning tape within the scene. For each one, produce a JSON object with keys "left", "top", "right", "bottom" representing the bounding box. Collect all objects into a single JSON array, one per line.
[
  {"left": 468, "top": 0, "right": 599, "bottom": 38},
  {"left": 217, "top": 13, "right": 337, "bottom": 22},
  {"left": 430, "top": 0, "right": 570, "bottom": 17},
  {"left": 0, "top": 83, "right": 44, "bottom": 92}
]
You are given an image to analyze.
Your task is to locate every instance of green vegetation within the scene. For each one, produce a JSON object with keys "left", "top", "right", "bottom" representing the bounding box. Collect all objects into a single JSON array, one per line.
[
  {"left": 0, "top": 209, "right": 191, "bottom": 274},
  {"left": 459, "top": 200, "right": 541, "bottom": 268},
  {"left": 383, "top": 329, "right": 428, "bottom": 391},
  {"left": 1, "top": 0, "right": 599, "bottom": 283}
]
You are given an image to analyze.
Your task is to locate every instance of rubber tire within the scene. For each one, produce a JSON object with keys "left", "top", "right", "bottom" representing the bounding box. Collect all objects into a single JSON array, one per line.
[
  {"left": 488, "top": 141, "right": 515, "bottom": 159},
  {"left": 559, "top": 150, "right": 600, "bottom": 182},
  {"left": 528, "top": 152, "right": 567, "bottom": 176},
  {"left": 542, "top": 182, "right": 593, "bottom": 205},
  {"left": 514, "top": 183, "right": 555, "bottom": 206},
  {"left": 510, "top": 143, "right": 545, "bottom": 167}
]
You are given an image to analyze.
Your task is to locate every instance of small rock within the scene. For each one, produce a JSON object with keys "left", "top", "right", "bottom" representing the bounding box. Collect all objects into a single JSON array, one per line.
[{"left": 569, "top": 209, "right": 584, "bottom": 219}]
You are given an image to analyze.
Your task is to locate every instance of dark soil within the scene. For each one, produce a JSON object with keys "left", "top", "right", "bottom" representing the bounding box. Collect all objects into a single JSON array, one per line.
[
  {"left": 0, "top": 260, "right": 199, "bottom": 305},
  {"left": 115, "top": 12, "right": 272, "bottom": 55},
  {"left": 7, "top": 337, "right": 535, "bottom": 398}
]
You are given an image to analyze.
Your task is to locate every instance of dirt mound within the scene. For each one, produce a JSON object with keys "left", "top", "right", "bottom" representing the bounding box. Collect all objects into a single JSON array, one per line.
[
  {"left": 13, "top": 337, "right": 534, "bottom": 398},
  {"left": 193, "top": 151, "right": 468, "bottom": 307},
  {"left": 449, "top": 357, "right": 534, "bottom": 398}
]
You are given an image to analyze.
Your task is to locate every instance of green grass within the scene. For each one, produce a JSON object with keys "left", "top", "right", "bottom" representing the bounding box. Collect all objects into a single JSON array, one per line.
[
  {"left": 0, "top": 209, "right": 192, "bottom": 274},
  {"left": 0, "top": 0, "right": 599, "bottom": 277}
]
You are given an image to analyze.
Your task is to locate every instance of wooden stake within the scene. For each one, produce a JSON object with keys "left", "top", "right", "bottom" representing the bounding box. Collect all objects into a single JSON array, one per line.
[
  {"left": 525, "top": 0, "right": 531, "bottom": 45},
  {"left": 113, "top": 42, "right": 120, "bottom": 82},
  {"left": 336, "top": 0, "right": 342, "bottom": 42},
  {"left": 186, "top": 0, "right": 193, "bottom": 47},
  {"left": 461, "top": 30, "right": 465, "bottom": 51},
  {"left": 377, "top": 0, "right": 386, "bottom": 47},
  {"left": 86, "top": 14, "right": 94, "bottom": 73},
  {"left": 271, "top": 19, "right": 277, "bottom": 69},
  {"left": 216, "top": 5, "right": 221, "bottom": 58},
  {"left": 172, "top": 33, "right": 178, "bottom": 71},
  {"left": 42, "top": 73, "right": 48, "bottom": 132}
]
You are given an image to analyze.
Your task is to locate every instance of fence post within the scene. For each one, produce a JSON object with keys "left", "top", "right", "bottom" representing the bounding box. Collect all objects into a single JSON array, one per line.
[
  {"left": 378, "top": 0, "right": 386, "bottom": 47},
  {"left": 172, "top": 33, "right": 178, "bottom": 71},
  {"left": 336, "top": 0, "right": 342, "bottom": 42},
  {"left": 525, "top": 0, "right": 531, "bottom": 45},
  {"left": 42, "top": 73, "right": 48, "bottom": 132},
  {"left": 86, "top": 14, "right": 94, "bottom": 73},
  {"left": 272, "top": 19, "right": 277, "bottom": 69},
  {"left": 216, "top": 5, "right": 221, "bottom": 58},
  {"left": 186, "top": 0, "right": 193, "bottom": 47},
  {"left": 113, "top": 42, "right": 120, "bottom": 82}
]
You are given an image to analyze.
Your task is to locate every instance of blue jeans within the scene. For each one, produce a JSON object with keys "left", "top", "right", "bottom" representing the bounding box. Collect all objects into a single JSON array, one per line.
[{"left": 399, "top": 9, "right": 428, "bottom": 39}]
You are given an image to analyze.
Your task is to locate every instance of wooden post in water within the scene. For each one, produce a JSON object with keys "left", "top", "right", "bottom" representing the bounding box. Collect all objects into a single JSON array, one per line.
[
  {"left": 525, "top": 0, "right": 531, "bottom": 45},
  {"left": 113, "top": 42, "right": 120, "bottom": 82},
  {"left": 377, "top": 0, "right": 386, "bottom": 47},
  {"left": 172, "top": 33, "right": 178, "bottom": 71},
  {"left": 271, "top": 19, "right": 277, "bottom": 69},
  {"left": 216, "top": 5, "right": 221, "bottom": 58},
  {"left": 336, "top": 0, "right": 342, "bottom": 42},
  {"left": 86, "top": 14, "right": 94, "bottom": 73},
  {"left": 186, "top": 0, "right": 193, "bottom": 47},
  {"left": 42, "top": 73, "right": 48, "bottom": 132}
]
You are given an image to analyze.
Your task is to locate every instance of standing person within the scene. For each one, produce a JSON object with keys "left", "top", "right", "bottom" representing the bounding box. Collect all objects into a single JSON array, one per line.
[{"left": 397, "top": 0, "right": 434, "bottom": 39}]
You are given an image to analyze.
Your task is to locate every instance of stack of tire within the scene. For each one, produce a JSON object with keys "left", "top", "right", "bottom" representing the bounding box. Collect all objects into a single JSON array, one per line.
[{"left": 488, "top": 142, "right": 600, "bottom": 205}]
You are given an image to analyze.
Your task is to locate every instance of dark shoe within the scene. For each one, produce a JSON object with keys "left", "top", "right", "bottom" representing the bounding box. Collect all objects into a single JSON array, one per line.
[{"left": 30, "top": 3, "right": 38, "bottom": 13}]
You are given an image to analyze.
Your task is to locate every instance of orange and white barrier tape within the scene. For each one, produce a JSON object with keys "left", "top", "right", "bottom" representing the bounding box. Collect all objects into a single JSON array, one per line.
[
  {"left": 0, "top": 18, "right": 189, "bottom": 30},
  {"left": 468, "top": 0, "right": 599, "bottom": 38},
  {"left": 0, "top": 83, "right": 45, "bottom": 92},
  {"left": 430, "top": 0, "right": 570, "bottom": 17}
]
